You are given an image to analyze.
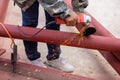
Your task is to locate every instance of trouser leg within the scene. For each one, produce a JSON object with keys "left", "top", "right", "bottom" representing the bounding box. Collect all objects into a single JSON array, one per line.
[
  {"left": 21, "top": 0, "right": 40, "bottom": 61},
  {"left": 44, "top": 10, "right": 61, "bottom": 60}
]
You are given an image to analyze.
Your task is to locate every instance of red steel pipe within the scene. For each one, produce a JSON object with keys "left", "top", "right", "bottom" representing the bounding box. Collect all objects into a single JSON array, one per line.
[
  {"left": 0, "top": 0, "right": 119, "bottom": 75},
  {"left": 0, "top": 0, "right": 9, "bottom": 55},
  {"left": 89, "top": 15, "right": 120, "bottom": 74},
  {"left": 64, "top": 0, "right": 120, "bottom": 74},
  {"left": 85, "top": 11, "right": 120, "bottom": 73},
  {"left": 0, "top": 0, "right": 9, "bottom": 23},
  {"left": 0, "top": 24, "right": 120, "bottom": 53}
]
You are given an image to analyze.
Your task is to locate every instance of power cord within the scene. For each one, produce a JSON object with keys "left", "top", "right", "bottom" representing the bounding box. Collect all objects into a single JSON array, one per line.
[
  {"left": 0, "top": 22, "right": 18, "bottom": 73},
  {"left": 17, "top": 21, "right": 55, "bottom": 38},
  {"left": 0, "top": 22, "right": 15, "bottom": 46}
]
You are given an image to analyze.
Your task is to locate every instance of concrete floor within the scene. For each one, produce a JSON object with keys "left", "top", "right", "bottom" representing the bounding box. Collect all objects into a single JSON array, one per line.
[{"left": 0, "top": 0, "right": 120, "bottom": 80}]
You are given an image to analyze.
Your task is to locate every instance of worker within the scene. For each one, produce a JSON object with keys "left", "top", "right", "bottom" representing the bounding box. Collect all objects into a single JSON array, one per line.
[{"left": 14, "top": 0, "right": 88, "bottom": 72}]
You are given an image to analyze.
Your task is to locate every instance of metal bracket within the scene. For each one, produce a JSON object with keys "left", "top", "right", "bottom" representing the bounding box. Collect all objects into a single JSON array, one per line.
[{"left": 11, "top": 45, "right": 17, "bottom": 73}]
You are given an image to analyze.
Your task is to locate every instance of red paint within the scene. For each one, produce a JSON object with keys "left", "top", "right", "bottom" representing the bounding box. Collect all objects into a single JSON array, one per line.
[
  {"left": 0, "top": 0, "right": 119, "bottom": 77},
  {"left": 0, "top": 0, "right": 9, "bottom": 23},
  {"left": 0, "top": 0, "right": 9, "bottom": 55},
  {"left": 0, "top": 57, "right": 94, "bottom": 80},
  {"left": 64, "top": 0, "right": 120, "bottom": 74},
  {"left": 0, "top": 24, "right": 120, "bottom": 53},
  {"left": 0, "top": 49, "right": 6, "bottom": 56},
  {"left": 86, "top": 12, "right": 120, "bottom": 74}
]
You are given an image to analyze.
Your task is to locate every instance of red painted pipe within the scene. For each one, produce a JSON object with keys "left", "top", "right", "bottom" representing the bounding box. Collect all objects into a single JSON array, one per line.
[
  {"left": 0, "top": 0, "right": 119, "bottom": 75},
  {"left": 0, "top": 24, "right": 120, "bottom": 53},
  {"left": 64, "top": 0, "right": 120, "bottom": 74},
  {"left": 0, "top": 0, "right": 9, "bottom": 23},
  {"left": 100, "top": 51, "right": 120, "bottom": 74},
  {"left": 0, "top": 0, "right": 9, "bottom": 55},
  {"left": 89, "top": 14, "right": 120, "bottom": 74}
]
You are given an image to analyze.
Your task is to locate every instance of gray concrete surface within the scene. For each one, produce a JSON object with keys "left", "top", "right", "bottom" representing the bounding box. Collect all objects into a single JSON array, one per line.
[{"left": 0, "top": 0, "right": 120, "bottom": 80}]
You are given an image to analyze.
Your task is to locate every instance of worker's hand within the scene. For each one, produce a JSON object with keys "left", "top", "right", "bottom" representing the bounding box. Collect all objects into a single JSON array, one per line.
[{"left": 65, "top": 10, "right": 79, "bottom": 26}]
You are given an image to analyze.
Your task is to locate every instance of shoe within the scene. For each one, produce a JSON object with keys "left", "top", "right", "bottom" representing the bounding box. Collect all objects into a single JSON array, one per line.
[
  {"left": 30, "top": 59, "right": 47, "bottom": 68},
  {"left": 45, "top": 57, "right": 74, "bottom": 72}
]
